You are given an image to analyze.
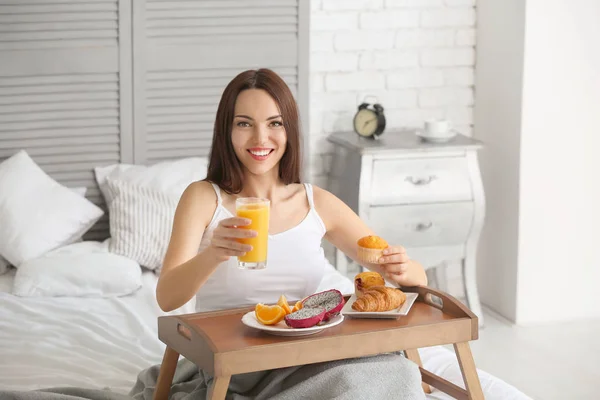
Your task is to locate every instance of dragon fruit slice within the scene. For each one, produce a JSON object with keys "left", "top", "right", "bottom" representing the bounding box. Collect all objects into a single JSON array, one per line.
[
  {"left": 284, "top": 306, "right": 327, "bottom": 328},
  {"left": 301, "top": 289, "right": 345, "bottom": 321}
]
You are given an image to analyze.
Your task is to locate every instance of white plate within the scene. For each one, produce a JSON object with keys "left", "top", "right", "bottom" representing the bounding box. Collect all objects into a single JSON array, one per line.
[
  {"left": 241, "top": 311, "right": 345, "bottom": 337},
  {"left": 341, "top": 292, "right": 418, "bottom": 319},
  {"left": 415, "top": 129, "right": 458, "bottom": 143}
]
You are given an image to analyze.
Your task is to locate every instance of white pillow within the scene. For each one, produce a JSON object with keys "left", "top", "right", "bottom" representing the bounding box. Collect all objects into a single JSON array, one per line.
[
  {"left": 0, "top": 187, "right": 86, "bottom": 275},
  {"left": 12, "top": 240, "right": 142, "bottom": 298},
  {"left": 94, "top": 157, "right": 208, "bottom": 206},
  {"left": 105, "top": 179, "right": 180, "bottom": 271},
  {"left": 70, "top": 186, "right": 87, "bottom": 197},
  {"left": 94, "top": 157, "right": 208, "bottom": 271},
  {"left": 0, "top": 151, "right": 104, "bottom": 267}
]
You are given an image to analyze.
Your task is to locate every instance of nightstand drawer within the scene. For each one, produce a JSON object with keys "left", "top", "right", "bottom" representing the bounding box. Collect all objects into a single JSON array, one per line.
[
  {"left": 367, "top": 202, "right": 474, "bottom": 247},
  {"left": 370, "top": 156, "right": 472, "bottom": 205}
]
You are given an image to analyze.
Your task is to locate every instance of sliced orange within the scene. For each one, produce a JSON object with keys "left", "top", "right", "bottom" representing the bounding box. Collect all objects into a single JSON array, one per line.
[
  {"left": 255, "top": 304, "right": 286, "bottom": 325},
  {"left": 277, "top": 294, "right": 293, "bottom": 315},
  {"left": 292, "top": 300, "right": 303, "bottom": 313}
]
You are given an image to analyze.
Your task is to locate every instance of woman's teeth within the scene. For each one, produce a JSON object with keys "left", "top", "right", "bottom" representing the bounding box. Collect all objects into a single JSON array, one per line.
[{"left": 249, "top": 149, "right": 272, "bottom": 156}]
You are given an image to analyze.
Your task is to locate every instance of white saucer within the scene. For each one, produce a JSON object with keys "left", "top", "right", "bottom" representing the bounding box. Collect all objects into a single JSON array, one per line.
[
  {"left": 241, "top": 311, "right": 345, "bottom": 337},
  {"left": 415, "top": 129, "right": 458, "bottom": 143}
]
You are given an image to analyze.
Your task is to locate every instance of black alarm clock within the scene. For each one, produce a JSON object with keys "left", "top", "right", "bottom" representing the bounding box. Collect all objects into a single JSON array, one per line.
[{"left": 353, "top": 101, "right": 386, "bottom": 139}]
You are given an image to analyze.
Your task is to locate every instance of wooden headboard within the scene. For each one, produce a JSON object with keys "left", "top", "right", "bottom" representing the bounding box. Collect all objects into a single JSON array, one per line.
[{"left": 0, "top": 0, "right": 310, "bottom": 241}]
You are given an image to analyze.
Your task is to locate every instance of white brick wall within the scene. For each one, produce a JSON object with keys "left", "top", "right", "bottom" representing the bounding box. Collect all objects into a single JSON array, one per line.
[
  {"left": 308, "top": 0, "right": 476, "bottom": 295},
  {"left": 309, "top": 0, "right": 476, "bottom": 183}
]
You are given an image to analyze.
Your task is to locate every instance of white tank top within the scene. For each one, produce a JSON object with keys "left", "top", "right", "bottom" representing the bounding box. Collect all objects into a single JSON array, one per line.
[{"left": 194, "top": 183, "right": 330, "bottom": 312}]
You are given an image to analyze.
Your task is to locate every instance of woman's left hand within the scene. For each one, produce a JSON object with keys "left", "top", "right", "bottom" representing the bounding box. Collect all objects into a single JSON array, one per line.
[{"left": 376, "top": 245, "right": 426, "bottom": 287}]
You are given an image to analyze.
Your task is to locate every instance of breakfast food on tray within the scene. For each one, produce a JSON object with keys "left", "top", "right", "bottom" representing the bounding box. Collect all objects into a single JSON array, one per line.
[
  {"left": 284, "top": 306, "right": 327, "bottom": 328},
  {"left": 292, "top": 300, "right": 303, "bottom": 312},
  {"left": 277, "top": 294, "right": 293, "bottom": 314},
  {"left": 351, "top": 286, "right": 407, "bottom": 312},
  {"left": 255, "top": 303, "right": 287, "bottom": 325},
  {"left": 300, "top": 289, "right": 345, "bottom": 321},
  {"left": 356, "top": 235, "right": 389, "bottom": 263},
  {"left": 285, "top": 289, "right": 345, "bottom": 328},
  {"left": 354, "top": 271, "right": 385, "bottom": 297},
  {"left": 255, "top": 289, "right": 345, "bottom": 329}
]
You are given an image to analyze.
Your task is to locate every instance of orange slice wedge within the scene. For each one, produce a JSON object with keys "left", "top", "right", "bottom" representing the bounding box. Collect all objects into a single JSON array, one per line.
[
  {"left": 292, "top": 300, "right": 303, "bottom": 313},
  {"left": 255, "top": 304, "right": 286, "bottom": 326},
  {"left": 277, "top": 294, "right": 293, "bottom": 315}
]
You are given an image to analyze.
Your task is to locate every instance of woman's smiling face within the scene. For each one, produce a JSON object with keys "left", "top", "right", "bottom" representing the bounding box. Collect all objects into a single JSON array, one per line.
[{"left": 231, "top": 88, "right": 287, "bottom": 178}]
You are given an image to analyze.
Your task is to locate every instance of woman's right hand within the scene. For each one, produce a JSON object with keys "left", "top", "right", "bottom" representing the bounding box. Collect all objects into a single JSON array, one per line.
[{"left": 207, "top": 217, "right": 257, "bottom": 262}]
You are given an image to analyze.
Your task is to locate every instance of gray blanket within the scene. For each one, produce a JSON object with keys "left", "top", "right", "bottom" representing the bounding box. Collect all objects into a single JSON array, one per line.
[{"left": 0, "top": 353, "right": 425, "bottom": 400}]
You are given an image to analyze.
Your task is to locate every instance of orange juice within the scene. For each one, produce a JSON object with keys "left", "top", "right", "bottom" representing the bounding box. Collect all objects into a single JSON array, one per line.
[{"left": 236, "top": 198, "right": 270, "bottom": 269}]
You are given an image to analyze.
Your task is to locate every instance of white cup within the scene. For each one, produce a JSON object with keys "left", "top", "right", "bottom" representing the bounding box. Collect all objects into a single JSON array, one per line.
[{"left": 424, "top": 119, "right": 452, "bottom": 137}]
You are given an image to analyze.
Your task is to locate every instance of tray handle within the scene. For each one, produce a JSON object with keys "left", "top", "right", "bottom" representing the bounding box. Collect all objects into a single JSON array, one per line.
[
  {"left": 402, "top": 285, "right": 478, "bottom": 321},
  {"left": 177, "top": 322, "right": 192, "bottom": 341},
  {"left": 158, "top": 316, "right": 218, "bottom": 374},
  {"left": 158, "top": 316, "right": 206, "bottom": 349}
]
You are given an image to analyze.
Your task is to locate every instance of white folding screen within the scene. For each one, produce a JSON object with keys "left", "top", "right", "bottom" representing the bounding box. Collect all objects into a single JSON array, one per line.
[
  {"left": 0, "top": 0, "right": 133, "bottom": 240},
  {"left": 0, "top": 0, "right": 309, "bottom": 240},
  {"left": 133, "top": 0, "right": 307, "bottom": 164}
]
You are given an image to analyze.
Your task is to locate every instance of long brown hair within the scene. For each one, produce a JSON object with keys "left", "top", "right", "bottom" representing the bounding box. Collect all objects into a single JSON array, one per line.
[{"left": 205, "top": 68, "right": 303, "bottom": 194}]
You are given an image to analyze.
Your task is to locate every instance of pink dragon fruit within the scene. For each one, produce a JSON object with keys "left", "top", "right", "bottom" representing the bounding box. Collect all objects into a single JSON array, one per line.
[
  {"left": 284, "top": 306, "right": 327, "bottom": 328},
  {"left": 301, "top": 289, "right": 345, "bottom": 321}
]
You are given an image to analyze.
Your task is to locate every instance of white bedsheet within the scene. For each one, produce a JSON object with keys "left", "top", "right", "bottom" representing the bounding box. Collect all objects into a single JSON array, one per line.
[{"left": 0, "top": 269, "right": 530, "bottom": 399}]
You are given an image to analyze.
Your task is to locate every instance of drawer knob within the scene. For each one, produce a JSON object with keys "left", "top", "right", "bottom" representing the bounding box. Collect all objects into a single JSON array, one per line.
[
  {"left": 405, "top": 175, "right": 437, "bottom": 185},
  {"left": 415, "top": 222, "right": 433, "bottom": 231}
]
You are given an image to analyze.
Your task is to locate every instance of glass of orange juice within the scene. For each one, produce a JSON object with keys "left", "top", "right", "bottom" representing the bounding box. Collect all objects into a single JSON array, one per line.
[{"left": 235, "top": 197, "right": 270, "bottom": 269}]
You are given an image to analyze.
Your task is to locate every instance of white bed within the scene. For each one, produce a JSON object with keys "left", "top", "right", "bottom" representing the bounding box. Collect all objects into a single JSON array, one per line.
[
  {"left": 0, "top": 150, "right": 530, "bottom": 399},
  {"left": 0, "top": 260, "right": 531, "bottom": 400}
]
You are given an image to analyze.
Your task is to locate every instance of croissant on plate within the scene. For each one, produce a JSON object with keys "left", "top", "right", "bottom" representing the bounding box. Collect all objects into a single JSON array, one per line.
[
  {"left": 354, "top": 271, "right": 386, "bottom": 298},
  {"left": 351, "top": 286, "right": 407, "bottom": 312}
]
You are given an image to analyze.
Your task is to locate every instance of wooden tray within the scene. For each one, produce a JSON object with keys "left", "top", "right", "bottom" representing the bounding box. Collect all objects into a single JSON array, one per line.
[{"left": 153, "top": 286, "right": 484, "bottom": 400}]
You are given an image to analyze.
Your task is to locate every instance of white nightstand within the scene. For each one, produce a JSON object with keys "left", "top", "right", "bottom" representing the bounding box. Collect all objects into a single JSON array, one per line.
[{"left": 327, "top": 130, "right": 485, "bottom": 324}]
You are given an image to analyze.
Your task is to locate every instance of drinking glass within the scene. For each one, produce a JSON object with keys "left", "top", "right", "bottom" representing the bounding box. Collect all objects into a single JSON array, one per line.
[{"left": 235, "top": 197, "right": 270, "bottom": 269}]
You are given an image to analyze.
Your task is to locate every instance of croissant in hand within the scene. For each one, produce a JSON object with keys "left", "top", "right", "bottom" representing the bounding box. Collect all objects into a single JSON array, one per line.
[{"left": 351, "top": 286, "right": 407, "bottom": 312}]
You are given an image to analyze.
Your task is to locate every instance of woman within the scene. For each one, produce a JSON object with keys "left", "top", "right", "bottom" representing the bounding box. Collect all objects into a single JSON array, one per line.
[{"left": 153, "top": 68, "right": 428, "bottom": 399}]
